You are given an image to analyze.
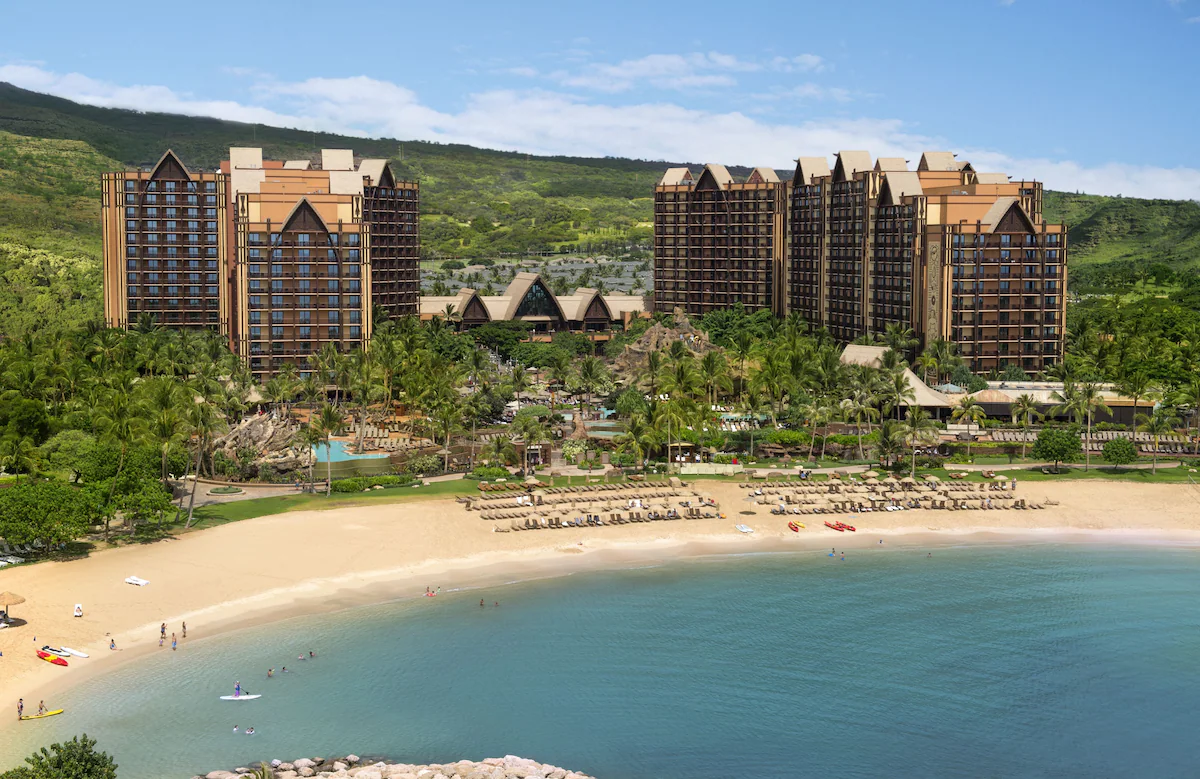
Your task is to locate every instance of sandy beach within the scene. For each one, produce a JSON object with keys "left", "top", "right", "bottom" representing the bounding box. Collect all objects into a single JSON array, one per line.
[{"left": 2, "top": 479, "right": 1199, "bottom": 737}]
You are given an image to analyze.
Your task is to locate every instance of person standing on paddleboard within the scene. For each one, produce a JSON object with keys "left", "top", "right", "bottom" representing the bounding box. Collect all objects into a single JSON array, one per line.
[{"left": 234, "top": 681, "right": 241, "bottom": 698}]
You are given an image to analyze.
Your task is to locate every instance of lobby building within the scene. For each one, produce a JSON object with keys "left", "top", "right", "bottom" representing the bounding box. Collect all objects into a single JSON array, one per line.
[
  {"left": 420, "top": 272, "right": 646, "bottom": 338},
  {"left": 101, "top": 147, "right": 419, "bottom": 378},
  {"left": 653, "top": 152, "right": 1067, "bottom": 374}
]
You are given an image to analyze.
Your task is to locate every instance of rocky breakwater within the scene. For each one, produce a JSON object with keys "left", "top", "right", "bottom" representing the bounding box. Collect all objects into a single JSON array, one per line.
[{"left": 197, "top": 754, "right": 596, "bottom": 779}]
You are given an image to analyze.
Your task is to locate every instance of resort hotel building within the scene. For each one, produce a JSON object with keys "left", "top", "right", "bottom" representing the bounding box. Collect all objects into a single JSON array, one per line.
[
  {"left": 653, "top": 152, "right": 1068, "bottom": 374},
  {"left": 101, "top": 147, "right": 419, "bottom": 379}
]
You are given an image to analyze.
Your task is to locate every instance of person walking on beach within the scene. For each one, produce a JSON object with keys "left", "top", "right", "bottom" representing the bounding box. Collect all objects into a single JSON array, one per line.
[
  {"left": 182, "top": 622, "right": 187, "bottom": 638},
  {"left": 160, "top": 623, "right": 166, "bottom": 640},
  {"left": 171, "top": 634, "right": 177, "bottom": 651},
  {"left": 17, "top": 699, "right": 23, "bottom": 721},
  {"left": 159, "top": 635, "right": 164, "bottom": 647}
]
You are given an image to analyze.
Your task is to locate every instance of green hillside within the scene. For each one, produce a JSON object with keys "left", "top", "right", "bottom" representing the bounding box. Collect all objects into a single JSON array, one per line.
[{"left": 0, "top": 82, "right": 1198, "bottom": 334}]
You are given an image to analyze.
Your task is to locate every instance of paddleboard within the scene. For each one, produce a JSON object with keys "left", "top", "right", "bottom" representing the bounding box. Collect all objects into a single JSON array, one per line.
[
  {"left": 61, "top": 647, "right": 89, "bottom": 658},
  {"left": 40, "top": 646, "right": 71, "bottom": 658},
  {"left": 20, "top": 709, "right": 64, "bottom": 721},
  {"left": 36, "top": 651, "right": 67, "bottom": 667},
  {"left": 219, "top": 694, "right": 261, "bottom": 701}
]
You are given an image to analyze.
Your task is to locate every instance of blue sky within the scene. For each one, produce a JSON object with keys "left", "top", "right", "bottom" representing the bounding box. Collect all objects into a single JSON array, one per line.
[{"left": 2, "top": 0, "right": 1198, "bottom": 198}]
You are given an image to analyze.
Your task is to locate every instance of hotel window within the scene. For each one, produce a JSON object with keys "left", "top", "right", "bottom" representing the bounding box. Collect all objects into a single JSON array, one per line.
[
  {"left": 250, "top": 327, "right": 261, "bottom": 339},
  {"left": 271, "top": 295, "right": 283, "bottom": 307},
  {"left": 349, "top": 326, "right": 361, "bottom": 339},
  {"left": 271, "top": 311, "right": 283, "bottom": 324},
  {"left": 272, "top": 326, "right": 284, "bottom": 339},
  {"left": 250, "top": 311, "right": 261, "bottom": 324},
  {"left": 299, "top": 326, "right": 312, "bottom": 339},
  {"left": 298, "top": 311, "right": 311, "bottom": 324}
]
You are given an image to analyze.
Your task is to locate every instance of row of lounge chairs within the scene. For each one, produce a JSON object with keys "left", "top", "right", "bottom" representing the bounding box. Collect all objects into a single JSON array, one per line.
[{"left": 504, "top": 508, "right": 717, "bottom": 531}]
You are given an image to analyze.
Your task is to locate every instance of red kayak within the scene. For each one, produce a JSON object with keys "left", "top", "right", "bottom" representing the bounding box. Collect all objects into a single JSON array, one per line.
[
  {"left": 839, "top": 522, "right": 857, "bottom": 532},
  {"left": 824, "top": 521, "right": 845, "bottom": 532},
  {"left": 37, "top": 651, "right": 67, "bottom": 667},
  {"left": 788, "top": 521, "right": 800, "bottom": 533}
]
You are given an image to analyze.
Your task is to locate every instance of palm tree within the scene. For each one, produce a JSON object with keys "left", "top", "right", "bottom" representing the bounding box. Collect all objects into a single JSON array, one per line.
[
  {"left": 951, "top": 396, "right": 987, "bottom": 459},
  {"left": 484, "top": 434, "right": 517, "bottom": 467},
  {"left": 739, "top": 388, "right": 771, "bottom": 460},
  {"left": 643, "top": 350, "right": 664, "bottom": 399},
  {"left": 314, "top": 404, "right": 345, "bottom": 496},
  {"left": 730, "top": 330, "right": 755, "bottom": 398},
  {"left": 880, "top": 371, "right": 915, "bottom": 420},
  {"left": 348, "top": 351, "right": 385, "bottom": 454},
  {"left": 1136, "top": 408, "right": 1181, "bottom": 475},
  {"left": 94, "top": 388, "right": 147, "bottom": 541},
  {"left": 875, "top": 419, "right": 905, "bottom": 468},
  {"left": 1116, "top": 370, "right": 1156, "bottom": 423},
  {"left": 577, "top": 355, "right": 608, "bottom": 418},
  {"left": 902, "top": 407, "right": 938, "bottom": 479},
  {"left": 883, "top": 323, "right": 919, "bottom": 360},
  {"left": 841, "top": 390, "right": 880, "bottom": 462},
  {"left": 509, "top": 367, "right": 531, "bottom": 407},
  {"left": 1055, "top": 381, "right": 1110, "bottom": 471},
  {"left": 1009, "top": 393, "right": 1041, "bottom": 460},
  {"left": 1173, "top": 377, "right": 1200, "bottom": 455},
  {"left": 430, "top": 397, "right": 462, "bottom": 473},
  {"left": 811, "top": 404, "right": 837, "bottom": 464},
  {"left": 699, "top": 351, "right": 732, "bottom": 409},
  {"left": 513, "top": 414, "right": 548, "bottom": 475},
  {"left": 0, "top": 436, "right": 41, "bottom": 482},
  {"left": 181, "top": 402, "right": 225, "bottom": 530},
  {"left": 915, "top": 353, "right": 938, "bottom": 387}
]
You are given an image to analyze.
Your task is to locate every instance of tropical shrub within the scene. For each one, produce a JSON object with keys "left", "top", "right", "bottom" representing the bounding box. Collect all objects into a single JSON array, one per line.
[
  {"left": 404, "top": 455, "right": 442, "bottom": 475},
  {"left": 330, "top": 474, "right": 417, "bottom": 493},
  {"left": 468, "top": 465, "right": 510, "bottom": 480}
]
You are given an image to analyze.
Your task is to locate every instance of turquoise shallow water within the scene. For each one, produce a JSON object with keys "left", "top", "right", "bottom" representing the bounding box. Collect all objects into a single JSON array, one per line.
[{"left": 8, "top": 544, "right": 1200, "bottom": 778}]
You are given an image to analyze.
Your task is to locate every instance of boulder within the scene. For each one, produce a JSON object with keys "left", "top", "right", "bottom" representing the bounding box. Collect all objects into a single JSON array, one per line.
[
  {"left": 299, "top": 769, "right": 315, "bottom": 778},
  {"left": 353, "top": 771, "right": 381, "bottom": 779},
  {"left": 334, "top": 763, "right": 348, "bottom": 773},
  {"left": 277, "top": 773, "right": 298, "bottom": 779},
  {"left": 279, "top": 765, "right": 295, "bottom": 772},
  {"left": 207, "top": 772, "right": 236, "bottom": 779},
  {"left": 294, "top": 760, "right": 316, "bottom": 770},
  {"left": 346, "top": 756, "right": 361, "bottom": 765}
]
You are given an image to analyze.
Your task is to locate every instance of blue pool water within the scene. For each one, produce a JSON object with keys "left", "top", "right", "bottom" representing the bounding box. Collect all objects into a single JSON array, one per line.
[
  {"left": 9, "top": 545, "right": 1200, "bottom": 778},
  {"left": 313, "top": 440, "right": 389, "bottom": 461}
]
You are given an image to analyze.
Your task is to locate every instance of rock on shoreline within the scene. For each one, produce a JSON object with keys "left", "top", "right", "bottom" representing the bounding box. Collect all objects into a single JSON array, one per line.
[{"left": 196, "top": 754, "right": 595, "bottom": 779}]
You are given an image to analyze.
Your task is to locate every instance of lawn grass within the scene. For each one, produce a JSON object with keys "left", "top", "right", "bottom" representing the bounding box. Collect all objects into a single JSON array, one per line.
[{"left": 184, "top": 479, "right": 475, "bottom": 531}]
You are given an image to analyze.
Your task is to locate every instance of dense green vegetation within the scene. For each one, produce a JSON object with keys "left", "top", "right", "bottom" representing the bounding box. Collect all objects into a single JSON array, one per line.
[{"left": 0, "top": 734, "right": 116, "bottom": 779}]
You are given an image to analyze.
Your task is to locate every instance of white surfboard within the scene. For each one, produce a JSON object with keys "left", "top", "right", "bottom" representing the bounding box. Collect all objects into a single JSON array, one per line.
[
  {"left": 219, "top": 694, "right": 261, "bottom": 701},
  {"left": 61, "top": 647, "right": 89, "bottom": 658}
]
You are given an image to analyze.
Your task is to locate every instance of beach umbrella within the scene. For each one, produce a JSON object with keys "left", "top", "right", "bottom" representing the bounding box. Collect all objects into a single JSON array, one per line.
[
  {"left": 863, "top": 470, "right": 880, "bottom": 479},
  {"left": 924, "top": 475, "right": 940, "bottom": 482},
  {"left": 0, "top": 591, "right": 25, "bottom": 621},
  {"left": 993, "top": 474, "right": 1009, "bottom": 481}
]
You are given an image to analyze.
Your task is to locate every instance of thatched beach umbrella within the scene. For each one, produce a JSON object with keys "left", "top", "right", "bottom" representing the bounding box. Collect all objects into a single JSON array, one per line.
[
  {"left": 993, "top": 474, "right": 1009, "bottom": 481},
  {"left": 0, "top": 591, "right": 25, "bottom": 621},
  {"left": 863, "top": 470, "right": 880, "bottom": 479},
  {"left": 924, "top": 475, "right": 940, "bottom": 482}
]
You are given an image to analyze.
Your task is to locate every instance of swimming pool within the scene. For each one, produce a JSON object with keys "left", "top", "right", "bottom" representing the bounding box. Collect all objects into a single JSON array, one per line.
[{"left": 313, "top": 440, "right": 390, "bottom": 462}]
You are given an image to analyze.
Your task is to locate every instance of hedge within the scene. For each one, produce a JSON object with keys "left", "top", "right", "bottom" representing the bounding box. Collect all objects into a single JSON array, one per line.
[
  {"left": 330, "top": 474, "right": 418, "bottom": 493},
  {"left": 468, "top": 465, "right": 511, "bottom": 480}
]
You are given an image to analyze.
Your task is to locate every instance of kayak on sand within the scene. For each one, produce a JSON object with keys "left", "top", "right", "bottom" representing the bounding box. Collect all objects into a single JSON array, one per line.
[{"left": 36, "top": 651, "right": 68, "bottom": 667}]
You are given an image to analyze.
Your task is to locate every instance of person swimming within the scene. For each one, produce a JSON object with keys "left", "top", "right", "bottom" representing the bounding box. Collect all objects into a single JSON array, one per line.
[
  {"left": 308, "top": 651, "right": 315, "bottom": 659},
  {"left": 282, "top": 667, "right": 288, "bottom": 673},
  {"left": 245, "top": 727, "right": 255, "bottom": 735},
  {"left": 232, "top": 725, "right": 239, "bottom": 734},
  {"left": 267, "top": 668, "right": 274, "bottom": 678}
]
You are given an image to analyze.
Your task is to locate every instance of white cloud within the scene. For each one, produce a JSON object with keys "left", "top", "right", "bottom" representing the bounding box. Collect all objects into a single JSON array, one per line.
[
  {"left": 1187, "top": 15, "right": 1200, "bottom": 22},
  {"left": 554, "top": 51, "right": 759, "bottom": 92},
  {"left": 503, "top": 66, "right": 539, "bottom": 77},
  {"left": 2, "top": 63, "right": 1197, "bottom": 200},
  {"left": 759, "top": 83, "right": 853, "bottom": 103},
  {"left": 771, "top": 54, "right": 826, "bottom": 73}
]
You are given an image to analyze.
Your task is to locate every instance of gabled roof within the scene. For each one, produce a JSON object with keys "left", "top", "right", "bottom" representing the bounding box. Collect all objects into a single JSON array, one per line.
[
  {"left": 320, "top": 149, "right": 355, "bottom": 171},
  {"left": 557, "top": 288, "right": 613, "bottom": 321},
  {"left": 879, "top": 171, "right": 924, "bottom": 205},
  {"left": 358, "top": 159, "right": 394, "bottom": 187},
  {"left": 283, "top": 160, "right": 311, "bottom": 170},
  {"left": 695, "top": 163, "right": 735, "bottom": 190},
  {"left": 792, "top": 157, "right": 832, "bottom": 186},
  {"left": 659, "top": 167, "right": 694, "bottom": 186},
  {"left": 279, "top": 198, "right": 331, "bottom": 234},
  {"left": 918, "top": 152, "right": 960, "bottom": 172},
  {"left": 502, "top": 272, "right": 567, "bottom": 321},
  {"left": 833, "top": 151, "right": 872, "bottom": 182},
  {"left": 748, "top": 167, "right": 780, "bottom": 184},
  {"left": 874, "top": 157, "right": 909, "bottom": 172},
  {"left": 148, "top": 149, "right": 192, "bottom": 181},
  {"left": 981, "top": 197, "right": 1036, "bottom": 233},
  {"left": 975, "top": 173, "right": 1010, "bottom": 185}
]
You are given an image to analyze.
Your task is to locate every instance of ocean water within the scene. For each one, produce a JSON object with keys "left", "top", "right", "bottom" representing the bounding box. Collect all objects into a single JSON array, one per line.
[{"left": 9, "top": 545, "right": 1200, "bottom": 779}]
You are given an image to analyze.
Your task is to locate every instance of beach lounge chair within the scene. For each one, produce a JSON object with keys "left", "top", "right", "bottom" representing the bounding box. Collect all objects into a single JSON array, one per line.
[{"left": 125, "top": 576, "right": 150, "bottom": 586}]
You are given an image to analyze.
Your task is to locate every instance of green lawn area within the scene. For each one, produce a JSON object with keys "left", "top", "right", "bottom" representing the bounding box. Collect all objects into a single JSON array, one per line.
[{"left": 184, "top": 480, "right": 475, "bottom": 531}]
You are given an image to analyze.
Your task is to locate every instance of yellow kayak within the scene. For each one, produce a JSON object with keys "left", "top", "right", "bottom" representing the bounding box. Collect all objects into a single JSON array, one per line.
[{"left": 21, "top": 709, "right": 64, "bottom": 720}]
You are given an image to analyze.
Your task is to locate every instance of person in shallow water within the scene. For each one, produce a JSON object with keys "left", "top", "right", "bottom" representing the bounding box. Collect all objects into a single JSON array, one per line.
[
  {"left": 267, "top": 668, "right": 274, "bottom": 678},
  {"left": 232, "top": 726, "right": 238, "bottom": 734}
]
